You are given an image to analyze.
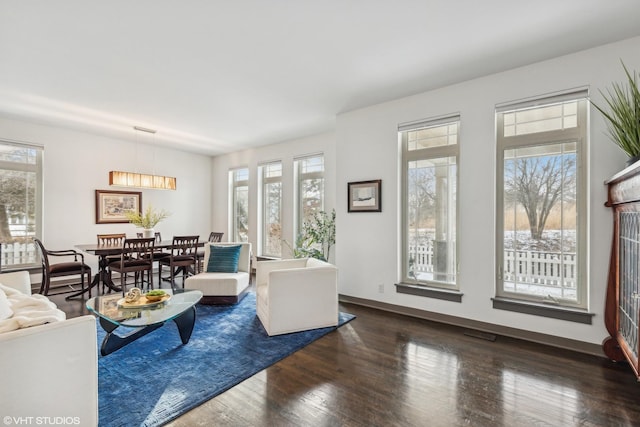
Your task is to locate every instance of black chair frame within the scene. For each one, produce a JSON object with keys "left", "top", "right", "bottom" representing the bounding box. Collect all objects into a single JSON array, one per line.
[{"left": 34, "top": 238, "right": 92, "bottom": 300}]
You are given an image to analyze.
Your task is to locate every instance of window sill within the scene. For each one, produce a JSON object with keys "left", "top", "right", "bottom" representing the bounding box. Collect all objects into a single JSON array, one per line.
[
  {"left": 395, "top": 282, "right": 463, "bottom": 302},
  {"left": 492, "top": 297, "right": 594, "bottom": 324}
]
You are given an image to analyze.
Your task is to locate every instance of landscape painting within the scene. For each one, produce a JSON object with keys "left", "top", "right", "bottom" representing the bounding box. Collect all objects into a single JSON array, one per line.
[{"left": 95, "top": 189, "right": 142, "bottom": 224}]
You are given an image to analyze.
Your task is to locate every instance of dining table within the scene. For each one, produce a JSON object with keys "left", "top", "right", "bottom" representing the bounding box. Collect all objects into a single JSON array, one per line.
[{"left": 74, "top": 239, "right": 204, "bottom": 297}]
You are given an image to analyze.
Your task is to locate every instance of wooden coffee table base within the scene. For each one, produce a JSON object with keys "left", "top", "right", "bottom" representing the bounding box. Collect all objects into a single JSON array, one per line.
[{"left": 98, "top": 305, "right": 196, "bottom": 356}]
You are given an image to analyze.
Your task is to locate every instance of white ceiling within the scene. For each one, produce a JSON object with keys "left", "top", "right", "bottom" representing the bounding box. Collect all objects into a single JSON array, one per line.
[{"left": 2, "top": 0, "right": 640, "bottom": 156}]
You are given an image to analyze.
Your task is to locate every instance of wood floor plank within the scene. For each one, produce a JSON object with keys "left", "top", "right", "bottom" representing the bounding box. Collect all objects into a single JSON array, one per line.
[{"left": 51, "top": 291, "right": 640, "bottom": 427}]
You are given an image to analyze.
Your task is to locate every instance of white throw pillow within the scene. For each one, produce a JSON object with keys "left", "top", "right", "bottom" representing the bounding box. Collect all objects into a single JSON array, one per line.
[{"left": 0, "top": 286, "right": 13, "bottom": 321}]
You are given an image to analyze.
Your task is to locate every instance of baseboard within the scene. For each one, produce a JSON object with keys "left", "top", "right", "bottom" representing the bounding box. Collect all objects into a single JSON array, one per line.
[{"left": 338, "top": 294, "right": 605, "bottom": 358}]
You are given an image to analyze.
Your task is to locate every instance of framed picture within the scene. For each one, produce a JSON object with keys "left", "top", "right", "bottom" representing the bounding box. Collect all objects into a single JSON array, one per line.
[
  {"left": 348, "top": 180, "right": 382, "bottom": 212},
  {"left": 95, "top": 189, "right": 142, "bottom": 224}
]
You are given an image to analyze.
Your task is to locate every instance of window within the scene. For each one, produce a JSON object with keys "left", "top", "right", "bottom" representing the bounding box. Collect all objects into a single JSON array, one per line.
[
  {"left": 0, "top": 139, "right": 42, "bottom": 270},
  {"left": 259, "top": 161, "right": 282, "bottom": 257},
  {"left": 400, "top": 116, "right": 459, "bottom": 289},
  {"left": 496, "top": 91, "right": 588, "bottom": 309},
  {"left": 229, "top": 168, "right": 249, "bottom": 242},
  {"left": 294, "top": 155, "right": 324, "bottom": 237}
]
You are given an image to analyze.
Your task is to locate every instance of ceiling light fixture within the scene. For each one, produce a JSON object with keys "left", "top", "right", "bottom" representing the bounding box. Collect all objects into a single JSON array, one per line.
[{"left": 109, "top": 126, "right": 177, "bottom": 190}]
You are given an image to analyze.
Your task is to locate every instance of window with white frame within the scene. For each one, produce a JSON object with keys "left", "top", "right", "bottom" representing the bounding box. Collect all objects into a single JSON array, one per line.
[
  {"left": 259, "top": 161, "right": 282, "bottom": 257},
  {"left": 496, "top": 91, "right": 588, "bottom": 309},
  {"left": 229, "top": 167, "right": 249, "bottom": 242},
  {"left": 400, "top": 116, "right": 459, "bottom": 289},
  {"left": 294, "top": 155, "right": 324, "bottom": 237},
  {"left": 0, "top": 140, "right": 42, "bottom": 269}
]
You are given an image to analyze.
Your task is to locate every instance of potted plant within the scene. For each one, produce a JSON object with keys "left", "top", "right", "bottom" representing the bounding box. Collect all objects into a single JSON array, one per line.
[
  {"left": 284, "top": 209, "right": 336, "bottom": 261},
  {"left": 591, "top": 61, "right": 640, "bottom": 166},
  {"left": 124, "top": 205, "right": 171, "bottom": 237}
]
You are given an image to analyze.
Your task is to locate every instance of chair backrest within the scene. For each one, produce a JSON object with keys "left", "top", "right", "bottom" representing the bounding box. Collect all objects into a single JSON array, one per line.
[
  {"left": 123, "top": 237, "right": 155, "bottom": 260},
  {"left": 97, "top": 233, "right": 126, "bottom": 246},
  {"left": 136, "top": 232, "right": 162, "bottom": 243},
  {"left": 208, "top": 232, "right": 224, "bottom": 242},
  {"left": 204, "top": 242, "right": 252, "bottom": 273},
  {"left": 170, "top": 235, "right": 199, "bottom": 257},
  {"left": 33, "top": 238, "right": 50, "bottom": 272},
  {"left": 33, "top": 238, "right": 80, "bottom": 271}
]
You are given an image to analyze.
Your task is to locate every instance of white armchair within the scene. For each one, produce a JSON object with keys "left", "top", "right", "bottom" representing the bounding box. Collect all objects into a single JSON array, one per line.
[
  {"left": 256, "top": 257, "right": 338, "bottom": 336},
  {"left": 0, "top": 271, "right": 98, "bottom": 426},
  {"left": 184, "top": 242, "right": 252, "bottom": 304}
]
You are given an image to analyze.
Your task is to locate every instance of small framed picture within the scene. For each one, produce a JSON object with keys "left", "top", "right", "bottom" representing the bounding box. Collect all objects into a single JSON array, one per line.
[
  {"left": 348, "top": 180, "right": 382, "bottom": 213},
  {"left": 95, "top": 189, "right": 142, "bottom": 224}
]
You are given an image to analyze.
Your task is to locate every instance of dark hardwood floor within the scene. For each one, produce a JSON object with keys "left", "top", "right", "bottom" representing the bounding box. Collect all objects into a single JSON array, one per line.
[{"left": 52, "top": 285, "right": 640, "bottom": 427}]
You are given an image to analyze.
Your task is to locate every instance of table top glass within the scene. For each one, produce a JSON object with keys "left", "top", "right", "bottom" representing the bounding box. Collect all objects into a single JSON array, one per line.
[{"left": 86, "top": 289, "right": 203, "bottom": 328}]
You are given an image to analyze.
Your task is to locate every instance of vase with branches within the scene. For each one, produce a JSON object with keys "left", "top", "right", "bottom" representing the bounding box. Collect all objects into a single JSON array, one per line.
[{"left": 124, "top": 205, "right": 171, "bottom": 237}]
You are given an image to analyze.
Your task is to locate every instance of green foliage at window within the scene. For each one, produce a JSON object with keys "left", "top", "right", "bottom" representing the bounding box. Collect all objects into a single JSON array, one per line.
[{"left": 286, "top": 209, "right": 335, "bottom": 261}]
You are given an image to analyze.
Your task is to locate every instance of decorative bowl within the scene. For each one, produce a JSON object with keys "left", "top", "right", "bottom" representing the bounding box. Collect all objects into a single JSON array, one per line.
[{"left": 144, "top": 292, "right": 167, "bottom": 302}]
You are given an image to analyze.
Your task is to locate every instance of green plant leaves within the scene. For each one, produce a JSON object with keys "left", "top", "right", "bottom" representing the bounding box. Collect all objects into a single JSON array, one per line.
[
  {"left": 284, "top": 209, "right": 336, "bottom": 261},
  {"left": 592, "top": 61, "right": 640, "bottom": 158}
]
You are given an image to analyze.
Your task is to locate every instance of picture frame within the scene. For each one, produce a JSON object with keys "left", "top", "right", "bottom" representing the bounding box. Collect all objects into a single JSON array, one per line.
[
  {"left": 95, "top": 189, "right": 142, "bottom": 224},
  {"left": 348, "top": 179, "right": 382, "bottom": 212}
]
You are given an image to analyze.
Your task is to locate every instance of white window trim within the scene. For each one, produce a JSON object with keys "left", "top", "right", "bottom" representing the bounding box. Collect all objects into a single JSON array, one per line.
[
  {"left": 294, "top": 154, "right": 324, "bottom": 239},
  {"left": 228, "top": 167, "right": 249, "bottom": 243},
  {"left": 400, "top": 114, "right": 460, "bottom": 291},
  {"left": 0, "top": 138, "right": 43, "bottom": 270},
  {"left": 495, "top": 91, "right": 589, "bottom": 310},
  {"left": 259, "top": 161, "right": 282, "bottom": 257}
]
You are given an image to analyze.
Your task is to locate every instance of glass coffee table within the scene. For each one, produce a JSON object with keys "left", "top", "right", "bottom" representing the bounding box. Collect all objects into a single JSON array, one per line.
[{"left": 86, "top": 289, "right": 203, "bottom": 356}]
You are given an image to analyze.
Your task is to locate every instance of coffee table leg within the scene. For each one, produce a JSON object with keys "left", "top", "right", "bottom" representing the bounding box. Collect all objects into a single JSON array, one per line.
[
  {"left": 173, "top": 305, "right": 196, "bottom": 344},
  {"left": 99, "top": 317, "right": 162, "bottom": 356}
]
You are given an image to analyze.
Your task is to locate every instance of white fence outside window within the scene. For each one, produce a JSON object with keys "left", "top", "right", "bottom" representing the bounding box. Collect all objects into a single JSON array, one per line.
[
  {"left": 409, "top": 243, "right": 576, "bottom": 296},
  {"left": 1, "top": 242, "right": 37, "bottom": 268}
]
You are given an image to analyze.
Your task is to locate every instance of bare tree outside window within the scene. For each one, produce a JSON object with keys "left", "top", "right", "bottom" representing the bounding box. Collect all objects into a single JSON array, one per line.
[
  {"left": 497, "top": 95, "right": 587, "bottom": 308},
  {"left": 504, "top": 146, "right": 576, "bottom": 241}
]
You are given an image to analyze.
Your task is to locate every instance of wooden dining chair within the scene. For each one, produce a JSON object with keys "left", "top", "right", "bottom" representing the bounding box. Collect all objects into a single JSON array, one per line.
[
  {"left": 34, "top": 238, "right": 92, "bottom": 299},
  {"left": 107, "top": 237, "right": 155, "bottom": 294},
  {"left": 97, "top": 233, "right": 126, "bottom": 246},
  {"left": 196, "top": 232, "right": 224, "bottom": 273},
  {"left": 97, "top": 233, "right": 127, "bottom": 293},
  {"left": 159, "top": 235, "right": 199, "bottom": 290}
]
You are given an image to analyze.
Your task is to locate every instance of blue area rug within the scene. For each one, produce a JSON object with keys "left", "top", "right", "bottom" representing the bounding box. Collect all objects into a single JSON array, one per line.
[{"left": 97, "top": 292, "right": 355, "bottom": 427}]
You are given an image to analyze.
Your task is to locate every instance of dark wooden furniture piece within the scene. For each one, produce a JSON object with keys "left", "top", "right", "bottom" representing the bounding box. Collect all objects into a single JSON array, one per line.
[
  {"left": 136, "top": 232, "right": 171, "bottom": 265},
  {"left": 34, "top": 238, "right": 92, "bottom": 299},
  {"left": 97, "top": 233, "right": 127, "bottom": 293},
  {"left": 107, "top": 237, "right": 155, "bottom": 294},
  {"left": 603, "top": 162, "right": 640, "bottom": 379},
  {"left": 97, "top": 233, "right": 126, "bottom": 246},
  {"left": 159, "top": 235, "right": 199, "bottom": 290},
  {"left": 76, "top": 240, "right": 206, "bottom": 296}
]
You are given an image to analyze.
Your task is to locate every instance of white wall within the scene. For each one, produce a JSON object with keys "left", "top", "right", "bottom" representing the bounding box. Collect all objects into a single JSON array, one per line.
[
  {"left": 210, "top": 131, "right": 336, "bottom": 259},
  {"left": 0, "top": 117, "right": 213, "bottom": 273},
  {"left": 335, "top": 36, "right": 640, "bottom": 346}
]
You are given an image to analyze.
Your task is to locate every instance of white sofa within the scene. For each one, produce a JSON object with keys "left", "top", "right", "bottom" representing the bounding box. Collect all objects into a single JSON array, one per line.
[
  {"left": 184, "top": 242, "right": 252, "bottom": 304},
  {"left": 256, "top": 257, "right": 338, "bottom": 336},
  {"left": 0, "top": 271, "right": 98, "bottom": 427}
]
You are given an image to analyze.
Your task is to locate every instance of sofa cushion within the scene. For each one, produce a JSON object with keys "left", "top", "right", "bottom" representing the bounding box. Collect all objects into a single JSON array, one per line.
[
  {"left": 207, "top": 245, "right": 242, "bottom": 273},
  {"left": 184, "top": 271, "right": 250, "bottom": 296},
  {"left": 0, "top": 287, "right": 12, "bottom": 321}
]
